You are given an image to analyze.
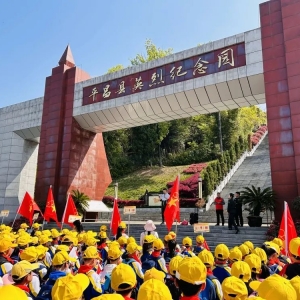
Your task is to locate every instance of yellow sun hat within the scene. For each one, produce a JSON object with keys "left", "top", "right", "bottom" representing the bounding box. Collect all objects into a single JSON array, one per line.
[
  {"left": 51, "top": 273, "right": 89, "bottom": 300},
  {"left": 20, "top": 223, "right": 29, "bottom": 229},
  {"left": 198, "top": 249, "right": 214, "bottom": 267},
  {"left": 107, "top": 246, "right": 122, "bottom": 261},
  {"left": 0, "top": 285, "right": 28, "bottom": 300},
  {"left": 127, "top": 237, "right": 136, "bottom": 244},
  {"left": 231, "top": 261, "right": 251, "bottom": 283},
  {"left": 111, "top": 263, "right": 137, "bottom": 292},
  {"left": 252, "top": 247, "right": 267, "bottom": 264},
  {"left": 222, "top": 276, "right": 248, "bottom": 300},
  {"left": 229, "top": 247, "right": 243, "bottom": 262},
  {"left": 137, "top": 279, "right": 172, "bottom": 300},
  {"left": 117, "top": 236, "right": 127, "bottom": 246},
  {"left": 196, "top": 235, "right": 205, "bottom": 244},
  {"left": 215, "top": 243, "right": 230, "bottom": 260},
  {"left": 83, "top": 246, "right": 100, "bottom": 259},
  {"left": 244, "top": 254, "right": 261, "bottom": 274},
  {"left": 153, "top": 239, "right": 164, "bottom": 251},
  {"left": 144, "top": 267, "right": 165, "bottom": 282},
  {"left": 11, "top": 261, "right": 39, "bottom": 281},
  {"left": 290, "top": 276, "right": 300, "bottom": 299},
  {"left": 182, "top": 236, "right": 192, "bottom": 247},
  {"left": 118, "top": 221, "right": 126, "bottom": 229},
  {"left": 169, "top": 256, "right": 183, "bottom": 276},
  {"left": 250, "top": 274, "right": 297, "bottom": 300},
  {"left": 52, "top": 251, "right": 76, "bottom": 266},
  {"left": 32, "top": 223, "right": 41, "bottom": 230},
  {"left": 19, "top": 246, "right": 39, "bottom": 263}
]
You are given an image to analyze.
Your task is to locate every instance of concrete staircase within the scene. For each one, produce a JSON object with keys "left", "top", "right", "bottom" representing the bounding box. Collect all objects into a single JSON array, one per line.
[
  {"left": 97, "top": 135, "right": 272, "bottom": 225},
  {"left": 44, "top": 223, "right": 268, "bottom": 251}
]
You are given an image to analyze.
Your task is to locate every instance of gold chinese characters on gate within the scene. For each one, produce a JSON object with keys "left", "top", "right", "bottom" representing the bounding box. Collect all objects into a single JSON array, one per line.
[{"left": 85, "top": 43, "right": 244, "bottom": 105}]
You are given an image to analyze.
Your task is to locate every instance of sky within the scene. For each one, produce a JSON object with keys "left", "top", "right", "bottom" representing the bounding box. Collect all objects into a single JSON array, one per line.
[{"left": 0, "top": 0, "right": 266, "bottom": 108}]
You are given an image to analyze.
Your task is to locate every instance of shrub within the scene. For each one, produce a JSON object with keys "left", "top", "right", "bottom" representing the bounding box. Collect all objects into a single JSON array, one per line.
[{"left": 183, "top": 163, "right": 208, "bottom": 174}]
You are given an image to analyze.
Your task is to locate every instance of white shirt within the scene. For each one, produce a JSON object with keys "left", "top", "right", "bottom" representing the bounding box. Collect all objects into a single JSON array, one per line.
[
  {"left": 160, "top": 193, "right": 170, "bottom": 202},
  {"left": 100, "top": 263, "right": 117, "bottom": 280},
  {"left": 140, "top": 231, "right": 159, "bottom": 246}
]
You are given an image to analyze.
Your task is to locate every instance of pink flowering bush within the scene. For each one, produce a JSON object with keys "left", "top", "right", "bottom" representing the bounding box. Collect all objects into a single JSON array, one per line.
[
  {"left": 167, "top": 173, "right": 199, "bottom": 198},
  {"left": 251, "top": 126, "right": 268, "bottom": 146},
  {"left": 183, "top": 163, "right": 208, "bottom": 174}
]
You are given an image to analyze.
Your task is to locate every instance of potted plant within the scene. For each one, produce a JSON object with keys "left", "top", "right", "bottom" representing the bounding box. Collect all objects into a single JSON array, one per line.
[{"left": 241, "top": 186, "right": 275, "bottom": 227}]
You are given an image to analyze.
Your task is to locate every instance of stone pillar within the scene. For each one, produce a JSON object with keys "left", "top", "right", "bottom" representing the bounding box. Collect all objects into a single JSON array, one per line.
[
  {"left": 260, "top": 0, "right": 300, "bottom": 220},
  {"left": 35, "top": 46, "right": 111, "bottom": 217}
]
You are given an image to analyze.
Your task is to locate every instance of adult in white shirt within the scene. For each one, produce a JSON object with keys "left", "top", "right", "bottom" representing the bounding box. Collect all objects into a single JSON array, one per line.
[
  {"left": 160, "top": 188, "right": 170, "bottom": 225},
  {"left": 140, "top": 220, "right": 159, "bottom": 246}
]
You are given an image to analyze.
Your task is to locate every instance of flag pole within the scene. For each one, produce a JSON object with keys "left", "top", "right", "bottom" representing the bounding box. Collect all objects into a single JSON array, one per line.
[
  {"left": 175, "top": 173, "right": 180, "bottom": 236},
  {"left": 61, "top": 193, "right": 70, "bottom": 231},
  {"left": 284, "top": 201, "right": 288, "bottom": 255},
  {"left": 11, "top": 197, "right": 23, "bottom": 229},
  {"left": 42, "top": 185, "right": 52, "bottom": 231}
]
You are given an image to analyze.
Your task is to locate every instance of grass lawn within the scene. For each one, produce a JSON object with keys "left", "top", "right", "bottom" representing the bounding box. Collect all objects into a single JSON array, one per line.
[{"left": 104, "top": 165, "right": 192, "bottom": 200}]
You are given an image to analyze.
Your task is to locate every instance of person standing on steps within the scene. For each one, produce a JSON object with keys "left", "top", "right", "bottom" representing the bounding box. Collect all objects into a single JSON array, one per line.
[
  {"left": 234, "top": 192, "right": 243, "bottom": 227},
  {"left": 213, "top": 192, "right": 225, "bottom": 226},
  {"left": 227, "top": 193, "right": 239, "bottom": 234},
  {"left": 160, "top": 188, "right": 170, "bottom": 225}
]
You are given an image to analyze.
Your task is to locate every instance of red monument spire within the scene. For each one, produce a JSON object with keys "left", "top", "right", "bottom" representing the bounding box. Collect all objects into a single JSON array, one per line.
[{"left": 58, "top": 45, "right": 75, "bottom": 67}]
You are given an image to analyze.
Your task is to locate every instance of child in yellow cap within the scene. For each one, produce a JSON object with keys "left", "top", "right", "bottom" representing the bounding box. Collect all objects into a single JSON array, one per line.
[
  {"left": 194, "top": 235, "right": 206, "bottom": 255},
  {"left": 137, "top": 278, "right": 172, "bottom": 300},
  {"left": 162, "top": 234, "right": 180, "bottom": 263},
  {"left": 222, "top": 276, "right": 248, "bottom": 300},
  {"left": 141, "top": 234, "right": 154, "bottom": 264},
  {"left": 0, "top": 238, "right": 17, "bottom": 275},
  {"left": 11, "top": 260, "right": 39, "bottom": 299},
  {"left": 165, "top": 256, "right": 182, "bottom": 300},
  {"left": 175, "top": 257, "right": 207, "bottom": 299},
  {"left": 198, "top": 249, "right": 223, "bottom": 300},
  {"left": 262, "top": 242, "right": 282, "bottom": 274},
  {"left": 181, "top": 237, "right": 195, "bottom": 257},
  {"left": 213, "top": 244, "right": 231, "bottom": 284},
  {"left": 147, "top": 239, "right": 168, "bottom": 275},
  {"left": 77, "top": 246, "right": 102, "bottom": 299},
  {"left": 280, "top": 237, "right": 300, "bottom": 279},
  {"left": 96, "top": 231, "right": 108, "bottom": 267},
  {"left": 0, "top": 284, "right": 28, "bottom": 300},
  {"left": 111, "top": 263, "right": 137, "bottom": 299},
  {"left": 272, "top": 237, "right": 291, "bottom": 265},
  {"left": 116, "top": 222, "right": 128, "bottom": 240}
]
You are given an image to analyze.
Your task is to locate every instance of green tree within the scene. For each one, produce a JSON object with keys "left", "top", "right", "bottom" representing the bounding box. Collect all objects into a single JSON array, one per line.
[
  {"left": 107, "top": 64, "right": 124, "bottom": 74},
  {"left": 71, "top": 190, "right": 90, "bottom": 216}
]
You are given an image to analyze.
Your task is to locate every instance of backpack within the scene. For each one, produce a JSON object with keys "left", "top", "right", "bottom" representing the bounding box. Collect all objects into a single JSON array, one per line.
[
  {"left": 102, "top": 274, "right": 114, "bottom": 294},
  {"left": 35, "top": 279, "right": 56, "bottom": 300},
  {"left": 200, "top": 275, "right": 218, "bottom": 300}
]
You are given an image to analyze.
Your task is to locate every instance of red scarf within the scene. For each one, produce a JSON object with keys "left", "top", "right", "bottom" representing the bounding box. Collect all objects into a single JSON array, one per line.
[
  {"left": 129, "top": 254, "right": 141, "bottom": 264},
  {"left": 78, "top": 265, "right": 94, "bottom": 274},
  {"left": 2, "top": 254, "right": 15, "bottom": 264},
  {"left": 14, "top": 285, "right": 30, "bottom": 292},
  {"left": 151, "top": 251, "right": 161, "bottom": 258}
]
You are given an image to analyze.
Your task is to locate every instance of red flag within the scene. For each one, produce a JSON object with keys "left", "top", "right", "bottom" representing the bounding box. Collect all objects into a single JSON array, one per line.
[
  {"left": 164, "top": 175, "right": 180, "bottom": 231},
  {"left": 110, "top": 199, "right": 121, "bottom": 236},
  {"left": 44, "top": 186, "right": 60, "bottom": 227},
  {"left": 32, "top": 199, "right": 43, "bottom": 216},
  {"left": 18, "top": 192, "right": 34, "bottom": 225},
  {"left": 203, "top": 240, "right": 210, "bottom": 251},
  {"left": 278, "top": 201, "right": 297, "bottom": 255},
  {"left": 62, "top": 194, "right": 78, "bottom": 227}
]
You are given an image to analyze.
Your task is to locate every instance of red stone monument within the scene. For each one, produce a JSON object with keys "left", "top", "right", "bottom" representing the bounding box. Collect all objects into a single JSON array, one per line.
[{"left": 34, "top": 46, "right": 111, "bottom": 217}]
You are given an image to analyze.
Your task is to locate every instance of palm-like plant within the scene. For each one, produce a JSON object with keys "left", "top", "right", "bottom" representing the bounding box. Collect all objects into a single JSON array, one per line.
[
  {"left": 241, "top": 186, "right": 275, "bottom": 217},
  {"left": 71, "top": 189, "right": 90, "bottom": 216}
]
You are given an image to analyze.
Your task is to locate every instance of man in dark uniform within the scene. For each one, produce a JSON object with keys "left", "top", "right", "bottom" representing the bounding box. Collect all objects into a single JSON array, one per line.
[
  {"left": 227, "top": 193, "right": 239, "bottom": 234},
  {"left": 234, "top": 192, "right": 243, "bottom": 227}
]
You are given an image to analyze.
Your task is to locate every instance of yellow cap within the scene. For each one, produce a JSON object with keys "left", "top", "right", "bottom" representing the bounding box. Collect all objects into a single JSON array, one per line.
[
  {"left": 20, "top": 223, "right": 29, "bottom": 229},
  {"left": 196, "top": 235, "right": 205, "bottom": 244},
  {"left": 77, "top": 233, "right": 85, "bottom": 243},
  {"left": 0, "top": 224, "right": 6, "bottom": 231},
  {"left": 137, "top": 279, "right": 172, "bottom": 300},
  {"left": 153, "top": 239, "right": 164, "bottom": 251},
  {"left": 32, "top": 223, "right": 41, "bottom": 229},
  {"left": 118, "top": 221, "right": 126, "bottom": 229},
  {"left": 17, "top": 234, "right": 31, "bottom": 246},
  {"left": 20, "top": 246, "right": 38, "bottom": 262},
  {"left": 42, "top": 230, "right": 52, "bottom": 237},
  {"left": 61, "top": 235, "right": 75, "bottom": 244},
  {"left": 198, "top": 249, "right": 214, "bottom": 267},
  {"left": 108, "top": 246, "right": 122, "bottom": 260},
  {"left": 109, "top": 241, "right": 120, "bottom": 249},
  {"left": 83, "top": 246, "right": 100, "bottom": 259},
  {"left": 215, "top": 243, "right": 229, "bottom": 260},
  {"left": 250, "top": 274, "right": 297, "bottom": 300},
  {"left": 98, "top": 231, "right": 107, "bottom": 239},
  {"left": 51, "top": 273, "right": 89, "bottom": 300},
  {"left": 144, "top": 235, "right": 155, "bottom": 243},
  {"left": 30, "top": 237, "right": 39, "bottom": 245},
  {"left": 100, "top": 225, "right": 108, "bottom": 232},
  {"left": 164, "top": 234, "right": 173, "bottom": 242},
  {"left": 239, "top": 244, "right": 250, "bottom": 257},
  {"left": 85, "top": 237, "right": 99, "bottom": 247},
  {"left": 11, "top": 261, "right": 39, "bottom": 280},
  {"left": 51, "top": 229, "right": 61, "bottom": 239},
  {"left": 111, "top": 263, "right": 136, "bottom": 291},
  {"left": 244, "top": 254, "right": 261, "bottom": 274},
  {"left": 127, "top": 242, "right": 142, "bottom": 254},
  {"left": 144, "top": 267, "right": 165, "bottom": 282},
  {"left": 61, "top": 229, "right": 70, "bottom": 235},
  {"left": 246, "top": 297, "right": 266, "bottom": 300},
  {"left": 117, "top": 236, "right": 127, "bottom": 246},
  {"left": 176, "top": 257, "right": 207, "bottom": 285},
  {"left": 272, "top": 238, "right": 283, "bottom": 250},
  {"left": 168, "top": 231, "right": 176, "bottom": 239},
  {"left": 169, "top": 255, "right": 183, "bottom": 276},
  {"left": 229, "top": 247, "right": 243, "bottom": 262},
  {"left": 244, "top": 241, "right": 254, "bottom": 251},
  {"left": 127, "top": 237, "right": 136, "bottom": 244},
  {"left": 36, "top": 245, "right": 48, "bottom": 259},
  {"left": 56, "top": 245, "right": 70, "bottom": 252},
  {"left": 222, "top": 276, "right": 248, "bottom": 300},
  {"left": 91, "top": 295, "right": 123, "bottom": 300},
  {"left": 289, "top": 237, "right": 300, "bottom": 257},
  {"left": 35, "top": 230, "right": 42, "bottom": 237},
  {"left": 231, "top": 261, "right": 251, "bottom": 282},
  {"left": 39, "top": 235, "right": 52, "bottom": 245},
  {"left": 252, "top": 247, "right": 267, "bottom": 264},
  {"left": 182, "top": 236, "right": 192, "bottom": 247},
  {"left": 52, "top": 251, "right": 77, "bottom": 266},
  {"left": 0, "top": 239, "right": 17, "bottom": 252},
  {"left": 0, "top": 285, "right": 28, "bottom": 300},
  {"left": 290, "top": 276, "right": 300, "bottom": 299},
  {"left": 268, "top": 242, "right": 280, "bottom": 255}
]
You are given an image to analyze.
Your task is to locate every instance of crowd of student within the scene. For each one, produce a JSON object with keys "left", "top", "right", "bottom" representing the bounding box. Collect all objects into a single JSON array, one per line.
[{"left": 0, "top": 220, "right": 299, "bottom": 300}]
